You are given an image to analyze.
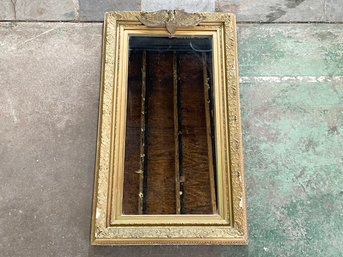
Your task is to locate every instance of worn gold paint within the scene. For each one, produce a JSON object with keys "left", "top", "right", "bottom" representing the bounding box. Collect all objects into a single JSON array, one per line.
[
  {"left": 91, "top": 11, "right": 247, "bottom": 245},
  {"left": 138, "top": 9, "right": 204, "bottom": 34}
]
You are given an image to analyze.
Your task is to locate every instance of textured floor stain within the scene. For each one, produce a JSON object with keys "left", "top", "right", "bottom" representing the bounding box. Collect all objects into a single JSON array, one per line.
[
  {"left": 239, "top": 81, "right": 343, "bottom": 256},
  {"left": 266, "top": 0, "right": 306, "bottom": 22},
  {"left": 233, "top": 23, "right": 343, "bottom": 257},
  {"left": 238, "top": 24, "right": 343, "bottom": 77}
]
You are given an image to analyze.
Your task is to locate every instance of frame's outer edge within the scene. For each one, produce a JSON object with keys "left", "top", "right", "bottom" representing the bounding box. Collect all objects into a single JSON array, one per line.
[
  {"left": 224, "top": 13, "right": 248, "bottom": 242},
  {"left": 92, "top": 237, "right": 247, "bottom": 246},
  {"left": 91, "top": 12, "right": 109, "bottom": 245},
  {"left": 91, "top": 11, "right": 248, "bottom": 245},
  {"left": 91, "top": 12, "right": 119, "bottom": 244}
]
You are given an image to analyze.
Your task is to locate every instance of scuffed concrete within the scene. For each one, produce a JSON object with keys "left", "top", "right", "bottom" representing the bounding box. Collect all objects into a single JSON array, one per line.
[
  {"left": 240, "top": 80, "right": 343, "bottom": 256},
  {"left": 325, "top": 0, "right": 343, "bottom": 22},
  {"left": 1, "top": 22, "right": 343, "bottom": 257},
  {"left": 1, "top": 0, "right": 342, "bottom": 22},
  {"left": 215, "top": 0, "right": 342, "bottom": 22},
  {"left": 141, "top": 0, "right": 215, "bottom": 12},
  {"left": 238, "top": 24, "right": 343, "bottom": 77},
  {"left": 0, "top": 22, "right": 102, "bottom": 257},
  {"left": 238, "top": 24, "right": 343, "bottom": 256},
  {"left": 79, "top": 0, "right": 140, "bottom": 21},
  {"left": 0, "top": 0, "right": 79, "bottom": 20},
  {"left": 0, "top": 0, "right": 14, "bottom": 20}
]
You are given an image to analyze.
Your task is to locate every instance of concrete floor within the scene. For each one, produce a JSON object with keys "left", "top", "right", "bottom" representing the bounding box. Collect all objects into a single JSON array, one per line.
[{"left": 0, "top": 1, "right": 343, "bottom": 257}]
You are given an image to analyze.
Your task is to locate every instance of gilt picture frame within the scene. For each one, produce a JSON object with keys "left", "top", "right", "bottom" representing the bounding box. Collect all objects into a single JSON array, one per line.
[{"left": 91, "top": 11, "right": 247, "bottom": 245}]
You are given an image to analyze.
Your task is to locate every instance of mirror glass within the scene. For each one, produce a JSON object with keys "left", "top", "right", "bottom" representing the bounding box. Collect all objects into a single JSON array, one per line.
[{"left": 122, "top": 36, "right": 217, "bottom": 215}]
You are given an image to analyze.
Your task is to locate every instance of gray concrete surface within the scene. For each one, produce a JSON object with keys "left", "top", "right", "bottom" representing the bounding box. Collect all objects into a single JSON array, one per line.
[
  {"left": 78, "top": 0, "right": 343, "bottom": 22},
  {"left": 215, "top": 0, "right": 329, "bottom": 22},
  {"left": 79, "top": 0, "right": 140, "bottom": 21},
  {"left": 325, "top": 0, "right": 343, "bottom": 22},
  {"left": 0, "top": 22, "right": 101, "bottom": 257},
  {"left": 0, "top": 0, "right": 79, "bottom": 20},
  {"left": 1, "top": 22, "right": 342, "bottom": 257},
  {"left": 141, "top": 0, "right": 215, "bottom": 12},
  {"left": 1, "top": 0, "right": 342, "bottom": 22}
]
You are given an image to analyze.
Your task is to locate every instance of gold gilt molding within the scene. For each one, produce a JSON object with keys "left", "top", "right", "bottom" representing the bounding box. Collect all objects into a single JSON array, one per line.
[
  {"left": 91, "top": 11, "right": 247, "bottom": 245},
  {"left": 138, "top": 9, "right": 204, "bottom": 34}
]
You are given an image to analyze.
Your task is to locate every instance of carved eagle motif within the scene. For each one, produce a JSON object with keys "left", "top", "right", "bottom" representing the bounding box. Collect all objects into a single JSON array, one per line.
[{"left": 138, "top": 9, "right": 204, "bottom": 35}]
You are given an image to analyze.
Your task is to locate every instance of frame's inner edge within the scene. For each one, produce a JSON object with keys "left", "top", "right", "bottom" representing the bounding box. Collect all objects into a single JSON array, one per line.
[{"left": 110, "top": 26, "right": 232, "bottom": 226}]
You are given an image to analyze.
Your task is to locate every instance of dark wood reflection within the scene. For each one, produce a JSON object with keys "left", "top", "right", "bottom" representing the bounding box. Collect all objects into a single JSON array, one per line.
[{"left": 122, "top": 37, "right": 216, "bottom": 215}]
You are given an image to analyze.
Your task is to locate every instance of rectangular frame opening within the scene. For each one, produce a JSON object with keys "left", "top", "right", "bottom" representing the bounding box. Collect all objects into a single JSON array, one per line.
[{"left": 123, "top": 36, "right": 217, "bottom": 215}]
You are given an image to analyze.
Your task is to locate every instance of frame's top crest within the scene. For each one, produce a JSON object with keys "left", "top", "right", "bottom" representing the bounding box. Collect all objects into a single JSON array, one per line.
[{"left": 138, "top": 9, "right": 204, "bottom": 35}]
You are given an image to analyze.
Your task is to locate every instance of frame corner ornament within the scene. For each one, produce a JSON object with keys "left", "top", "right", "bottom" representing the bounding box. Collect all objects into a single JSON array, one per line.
[{"left": 138, "top": 9, "right": 204, "bottom": 35}]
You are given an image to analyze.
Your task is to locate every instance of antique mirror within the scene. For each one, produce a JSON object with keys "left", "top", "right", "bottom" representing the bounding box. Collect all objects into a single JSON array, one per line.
[{"left": 91, "top": 11, "right": 247, "bottom": 245}]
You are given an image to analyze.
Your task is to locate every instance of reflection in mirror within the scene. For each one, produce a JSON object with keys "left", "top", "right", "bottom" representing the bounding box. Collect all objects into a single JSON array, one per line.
[{"left": 122, "top": 36, "right": 217, "bottom": 215}]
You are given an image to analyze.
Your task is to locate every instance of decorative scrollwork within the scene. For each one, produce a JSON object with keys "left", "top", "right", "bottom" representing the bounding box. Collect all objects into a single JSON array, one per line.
[{"left": 138, "top": 9, "right": 204, "bottom": 35}]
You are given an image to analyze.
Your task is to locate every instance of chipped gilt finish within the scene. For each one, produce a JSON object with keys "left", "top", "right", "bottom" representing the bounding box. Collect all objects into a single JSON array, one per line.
[{"left": 91, "top": 11, "right": 247, "bottom": 245}]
